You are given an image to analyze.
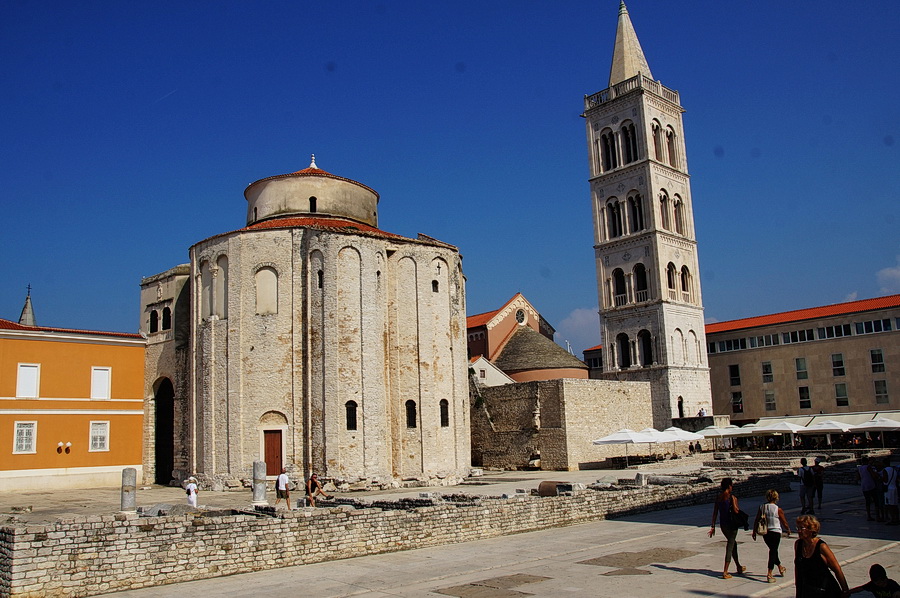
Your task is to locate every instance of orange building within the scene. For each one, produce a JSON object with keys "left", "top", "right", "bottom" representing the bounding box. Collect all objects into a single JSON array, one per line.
[{"left": 0, "top": 308, "right": 145, "bottom": 490}]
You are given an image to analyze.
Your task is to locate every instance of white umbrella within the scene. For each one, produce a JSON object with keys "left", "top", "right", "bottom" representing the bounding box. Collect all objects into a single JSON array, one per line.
[
  {"left": 663, "top": 426, "right": 704, "bottom": 441},
  {"left": 799, "top": 420, "right": 853, "bottom": 434},
  {"left": 698, "top": 425, "right": 730, "bottom": 450},
  {"left": 638, "top": 428, "right": 682, "bottom": 443},
  {"left": 850, "top": 417, "right": 900, "bottom": 432},
  {"left": 754, "top": 421, "right": 808, "bottom": 449},
  {"left": 658, "top": 427, "right": 703, "bottom": 454},
  {"left": 722, "top": 424, "right": 751, "bottom": 437},
  {"left": 754, "top": 421, "right": 809, "bottom": 434},
  {"left": 849, "top": 418, "right": 900, "bottom": 448},
  {"left": 592, "top": 429, "right": 658, "bottom": 466}
]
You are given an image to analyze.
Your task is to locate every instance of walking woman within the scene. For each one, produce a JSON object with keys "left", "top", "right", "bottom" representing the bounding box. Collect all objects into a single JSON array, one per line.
[
  {"left": 708, "top": 477, "right": 746, "bottom": 579},
  {"left": 794, "top": 515, "right": 849, "bottom": 597},
  {"left": 751, "top": 489, "right": 791, "bottom": 583}
]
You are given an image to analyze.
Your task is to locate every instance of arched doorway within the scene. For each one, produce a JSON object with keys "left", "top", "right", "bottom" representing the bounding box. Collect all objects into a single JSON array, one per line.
[{"left": 154, "top": 378, "right": 175, "bottom": 485}]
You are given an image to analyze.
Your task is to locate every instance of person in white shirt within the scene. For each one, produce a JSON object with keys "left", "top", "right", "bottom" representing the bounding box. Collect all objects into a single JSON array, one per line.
[
  {"left": 185, "top": 476, "right": 199, "bottom": 508},
  {"left": 274, "top": 467, "right": 291, "bottom": 511},
  {"left": 751, "top": 489, "right": 792, "bottom": 583}
]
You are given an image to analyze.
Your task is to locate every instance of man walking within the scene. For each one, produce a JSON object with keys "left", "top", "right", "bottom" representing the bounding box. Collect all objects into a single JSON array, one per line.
[
  {"left": 274, "top": 467, "right": 291, "bottom": 510},
  {"left": 797, "top": 457, "right": 816, "bottom": 515}
]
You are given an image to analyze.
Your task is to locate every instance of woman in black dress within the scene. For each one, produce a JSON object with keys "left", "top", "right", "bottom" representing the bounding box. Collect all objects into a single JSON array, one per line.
[
  {"left": 708, "top": 477, "right": 746, "bottom": 579},
  {"left": 794, "top": 515, "right": 848, "bottom": 598}
]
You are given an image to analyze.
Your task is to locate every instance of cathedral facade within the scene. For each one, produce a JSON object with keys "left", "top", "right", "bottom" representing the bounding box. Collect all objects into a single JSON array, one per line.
[
  {"left": 584, "top": 2, "right": 712, "bottom": 427},
  {"left": 141, "top": 158, "right": 471, "bottom": 487}
]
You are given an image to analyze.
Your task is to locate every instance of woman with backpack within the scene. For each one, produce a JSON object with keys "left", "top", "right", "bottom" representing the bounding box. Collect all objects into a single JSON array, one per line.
[{"left": 751, "top": 489, "right": 792, "bottom": 583}]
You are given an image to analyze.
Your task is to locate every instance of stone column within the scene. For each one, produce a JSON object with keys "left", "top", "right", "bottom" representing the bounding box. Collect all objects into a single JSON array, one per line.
[
  {"left": 120, "top": 467, "right": 137, "bottom": 513},
  {"left": 252, "top": 461, "right": 267, "bottom": 506}
]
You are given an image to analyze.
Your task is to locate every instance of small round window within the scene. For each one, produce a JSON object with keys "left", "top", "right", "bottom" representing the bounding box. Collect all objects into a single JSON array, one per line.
[{"left": 515, "top": 309, "right": 525, "bottom": 324}]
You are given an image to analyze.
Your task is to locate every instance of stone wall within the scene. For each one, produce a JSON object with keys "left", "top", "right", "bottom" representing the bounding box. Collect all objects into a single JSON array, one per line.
[
  {"left": 471, "top": 378, "right": 652, "bottom": 471},
  {"left": 0, "top": 472, "right": 790, "bottom": 597}
]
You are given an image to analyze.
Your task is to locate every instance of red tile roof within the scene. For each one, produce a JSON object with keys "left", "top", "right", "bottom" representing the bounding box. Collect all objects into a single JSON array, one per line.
[
  {"left": 244, "top": 216, "right": 406, "bottom": 240},
  {"left": 0, "top": 317, "right": 143, "bottom": 339},
  {"left": 466, "top": 309, "right": 500, "bottom": 328},
  {"left": 466, "top": 293, "right": 527, "bottom": 329},
  {"left": 583, "top": 344, "right": 603, "bottom": 352},
  {"left": 706, "top": 294, "right": 900, "bottom": 334}
]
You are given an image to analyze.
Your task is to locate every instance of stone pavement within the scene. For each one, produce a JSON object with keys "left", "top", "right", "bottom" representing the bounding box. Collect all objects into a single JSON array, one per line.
[{"left": 80, "top": 481, "right": 896, "bottom": 598}]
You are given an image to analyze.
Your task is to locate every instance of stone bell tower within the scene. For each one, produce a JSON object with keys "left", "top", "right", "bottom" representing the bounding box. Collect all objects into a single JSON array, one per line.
[{"left": 583, "top": 1, "right": 711, "bottom": 426}]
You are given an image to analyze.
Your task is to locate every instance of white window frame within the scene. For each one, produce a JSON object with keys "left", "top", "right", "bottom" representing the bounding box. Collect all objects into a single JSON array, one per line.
[
  {"left": 91, "top": 367, "right": 112, "bottom": 400},
  {"left": 16, "top": 363, "right": 40, "bottom": 398},
  {"left": 13, "top": 421, "right": 37, "bottom": 454},
  {"left": 89, "top": 421, "right": 110, "bottom": 452}
]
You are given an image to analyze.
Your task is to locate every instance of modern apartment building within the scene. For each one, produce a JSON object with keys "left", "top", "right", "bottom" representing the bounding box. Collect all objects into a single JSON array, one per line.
[{"left": 706, "top": 295, "right": 899, "bottom": 424}]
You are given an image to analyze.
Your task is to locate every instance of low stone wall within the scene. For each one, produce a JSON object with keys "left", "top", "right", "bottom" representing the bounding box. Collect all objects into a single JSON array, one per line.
[{"left": 0, "top": 472, "right": 790, "bottom": 598}]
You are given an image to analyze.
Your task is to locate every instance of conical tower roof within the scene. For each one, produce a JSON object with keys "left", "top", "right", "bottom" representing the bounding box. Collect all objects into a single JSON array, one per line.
[
  {"left": 608, "top": 1, "right": 653, "bottom": 87},
  {"left": 18, "top": 287, "right": 36, "bottom": 327}
]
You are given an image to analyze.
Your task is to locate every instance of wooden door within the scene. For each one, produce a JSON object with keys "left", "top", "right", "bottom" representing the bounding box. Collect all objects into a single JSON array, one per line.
[{"left": 263, "top": 430, "right": 282, "bottom": 476}]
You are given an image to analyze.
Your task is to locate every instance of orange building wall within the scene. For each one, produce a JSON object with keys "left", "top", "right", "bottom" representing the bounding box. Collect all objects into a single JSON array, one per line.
[
  {"left": 0, "top": 337, "right": 144, "bottom": 399},
  {"left": 0, "top": 333, "right": 145, "bottom": 486}
]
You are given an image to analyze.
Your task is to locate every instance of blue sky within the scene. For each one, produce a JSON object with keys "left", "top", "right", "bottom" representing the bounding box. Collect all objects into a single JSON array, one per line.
[{"left": 2, "top": 1, "right": 898, "bottom": 355}]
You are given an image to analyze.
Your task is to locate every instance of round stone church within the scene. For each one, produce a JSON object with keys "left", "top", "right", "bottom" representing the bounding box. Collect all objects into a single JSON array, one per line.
[{"left": 140, "top": 157, "right": 471, "bottom": 488}]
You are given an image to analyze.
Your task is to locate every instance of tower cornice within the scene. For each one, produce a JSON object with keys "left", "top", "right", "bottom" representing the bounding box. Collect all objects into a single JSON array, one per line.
[{"left": 583, "top": 73, "right": 681, "bottom": 117}]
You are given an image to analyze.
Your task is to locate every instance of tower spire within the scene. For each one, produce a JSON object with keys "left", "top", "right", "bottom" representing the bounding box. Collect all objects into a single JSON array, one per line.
[
  {"left": 18, "top": 285, "right": 36, "bottom": 327},
  {"left": 608, "top": 1, "right": 653, "bottom": 87}
]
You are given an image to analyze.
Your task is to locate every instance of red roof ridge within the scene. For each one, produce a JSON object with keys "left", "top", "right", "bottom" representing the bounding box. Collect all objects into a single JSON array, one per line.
[
  {"left": 706, "top": 293, "right": 900, "bottom": 334},
  {"left": 0, "top": 317, "right": 142, "bottom": 339}
]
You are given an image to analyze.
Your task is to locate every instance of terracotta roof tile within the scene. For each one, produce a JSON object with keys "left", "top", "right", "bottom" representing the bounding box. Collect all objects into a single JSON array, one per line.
[
  {"left": 0, "top": 317, "right": 142, "bottom": 339},
  {"left": 244, "top": 216, "right": 406, "bottom": 240},
  {"left": 706, "top": 294, "right": 900, "bottom": 334},
  {"left": 583, "top": 344, "right": 603, "bottom": 352},
  {"left": 466, "top": 309, "right": 500, "bottom": 328}
]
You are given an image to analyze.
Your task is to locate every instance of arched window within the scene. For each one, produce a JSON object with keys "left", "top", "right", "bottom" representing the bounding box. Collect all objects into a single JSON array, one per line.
[
  {"left": 161, "top": 306, "right": 172, "bottom": 330},
  {"left": 673, "top": 197, "right": 685, "bottom": 235},
  {"left": 215, "top": 255, "right": 228, "bottom": 319},
  {"left": 309, "top": 196, "right": 317, "bottom": 213},
  {"left": 628, "top": 193, "right": 644, "bottom": 232},
  {"left": 621, "top": 121, "right": 638, "bottom": 164},
  {"left": 317, "top": 270, "right": 323, "bottom": 289},
  {"left": 432, "top": 280, "right": 439, "bottom": 293},
  {"left": 599, "top": 128, "right": 618, "bottom": 171},
  {"left": 666, "top": 263, "right": 677, "bottom": 300},
  {"left": 612, "top": 269, "right": 627, "bottom": 306},
  {"left": 652, "top": 121, "right": 664, "bottom": 161},
  {"left": 616, "top": 333, "right": 631, "bottom": 369},
  {"left": 345, "top": 400, "right": 358, "bottom": 431},
  {"left": 439, "top": 399, "right": 449, "bottom": 427},
  {"left": 199, "top": 260, "right": 212, "bottom": 319},
  {"left": 405, "top": 400, "right": 417, "bottom": 428},
  {"left": 659, "top": 192, "right": 671, "bottom": 230},
  {"left": 255, "top": 267, "right": 278, "bottom": 315},
  {"left": 666, "top": 127, "right": 678, "bottom": 168},
  {"left": 680, "top": 266, "right": 692, "bottom": 302},
  {"left": 606, "top": 200, "right": 623, "bottom": 238},
  {"left": 638, "top": 329, "right": 653, "bottom": 366},
  {"left": 633, "top": 263, "right": 648, "bottom": 302},
  {"left": 149, "top": 310, "right": 159, "bottom": 334}
]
